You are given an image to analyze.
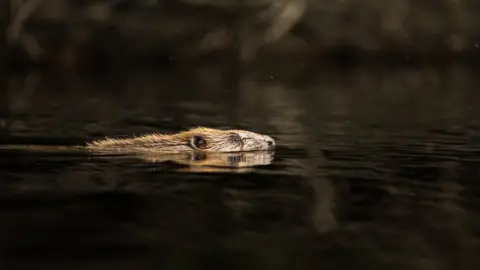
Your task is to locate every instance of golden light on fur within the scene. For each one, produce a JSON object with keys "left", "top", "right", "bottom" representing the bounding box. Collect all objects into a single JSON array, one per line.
[{"left": 86, "top": 127, "right": 276, "bottom": 154}]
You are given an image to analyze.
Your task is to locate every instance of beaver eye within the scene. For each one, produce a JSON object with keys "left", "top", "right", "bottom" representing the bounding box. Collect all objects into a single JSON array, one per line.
[
  {"left": 190, "top": 135, "right": 207, "bottom": 149},
  {"left": 231, "top": 134, "right": 242, "bottom": 143}
]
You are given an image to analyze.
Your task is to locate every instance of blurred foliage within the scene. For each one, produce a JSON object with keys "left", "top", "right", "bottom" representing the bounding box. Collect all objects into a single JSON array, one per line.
[{"left": 2, "top": 0, "right": 480, "bottom": 69}]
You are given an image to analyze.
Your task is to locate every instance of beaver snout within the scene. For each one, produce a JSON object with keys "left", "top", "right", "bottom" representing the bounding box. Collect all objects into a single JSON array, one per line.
[{"left": 265, "top": 136, "right": 276, "bottom": 150}]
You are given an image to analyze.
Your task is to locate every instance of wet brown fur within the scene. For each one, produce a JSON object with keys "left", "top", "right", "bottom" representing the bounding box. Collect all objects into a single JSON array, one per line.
[{"left": 85, "top": 127, "right": 274, "bottom": 154}]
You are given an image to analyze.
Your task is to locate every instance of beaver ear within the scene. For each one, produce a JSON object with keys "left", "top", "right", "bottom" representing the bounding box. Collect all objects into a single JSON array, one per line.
[{"left": 190, "top": 135, "right": 207, "bottom": 150}]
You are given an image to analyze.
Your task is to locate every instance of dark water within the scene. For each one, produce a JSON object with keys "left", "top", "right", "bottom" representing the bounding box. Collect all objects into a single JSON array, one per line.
[{"left": 0, "top": 64, "right": 479, "bottom": 270}]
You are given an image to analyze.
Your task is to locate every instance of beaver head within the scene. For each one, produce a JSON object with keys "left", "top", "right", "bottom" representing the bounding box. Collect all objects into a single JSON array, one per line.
[
  {"left": 87, "top": 127, "right": 276, "bottom": 153},
  {"left": 182, "top": 127, "right": 275, "bottom": 152}
]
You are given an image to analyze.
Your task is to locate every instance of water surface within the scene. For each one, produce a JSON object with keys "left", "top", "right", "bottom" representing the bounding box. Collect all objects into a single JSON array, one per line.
[{"left": 0, "top": 65, "right": 479, "bottom": 270}]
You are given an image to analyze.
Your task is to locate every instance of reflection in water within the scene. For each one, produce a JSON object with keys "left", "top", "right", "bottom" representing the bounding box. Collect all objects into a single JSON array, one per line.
[
  {"left": 0, "top": 145, "right": 275, "bottom": 173},
  {"left": 0, "top": 65, "right": 479, "bottom": 269},
  {"left": 139, "top": 151, "right": 275, "bottom": 173}
]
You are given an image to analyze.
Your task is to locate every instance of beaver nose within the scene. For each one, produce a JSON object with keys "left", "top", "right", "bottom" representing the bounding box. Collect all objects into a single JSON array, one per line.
[{"left": 265, "top": 136, "right": 276, "bottom": 149}]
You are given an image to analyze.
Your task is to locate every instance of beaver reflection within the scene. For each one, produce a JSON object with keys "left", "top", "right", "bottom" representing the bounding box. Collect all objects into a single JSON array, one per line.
[{"left": 136, "top": 150, "right": 275, "bottom": 173}]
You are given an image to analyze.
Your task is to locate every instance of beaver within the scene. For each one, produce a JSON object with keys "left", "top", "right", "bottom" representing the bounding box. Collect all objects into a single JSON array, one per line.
[
  {"left": 0, "top": 127, "right": 276, "bottom": 171},
  {"left": 86, "top": 127, "right": 276, "bottom": 154}
]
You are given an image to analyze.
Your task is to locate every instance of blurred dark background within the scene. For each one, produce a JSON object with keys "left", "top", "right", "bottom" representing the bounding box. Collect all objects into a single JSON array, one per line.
[
  {"left": 0, "top": 1, "right": 480, "bottom": 270},
  {"left": 3, "top": 0, "right": 480, "bottom": 71}
]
